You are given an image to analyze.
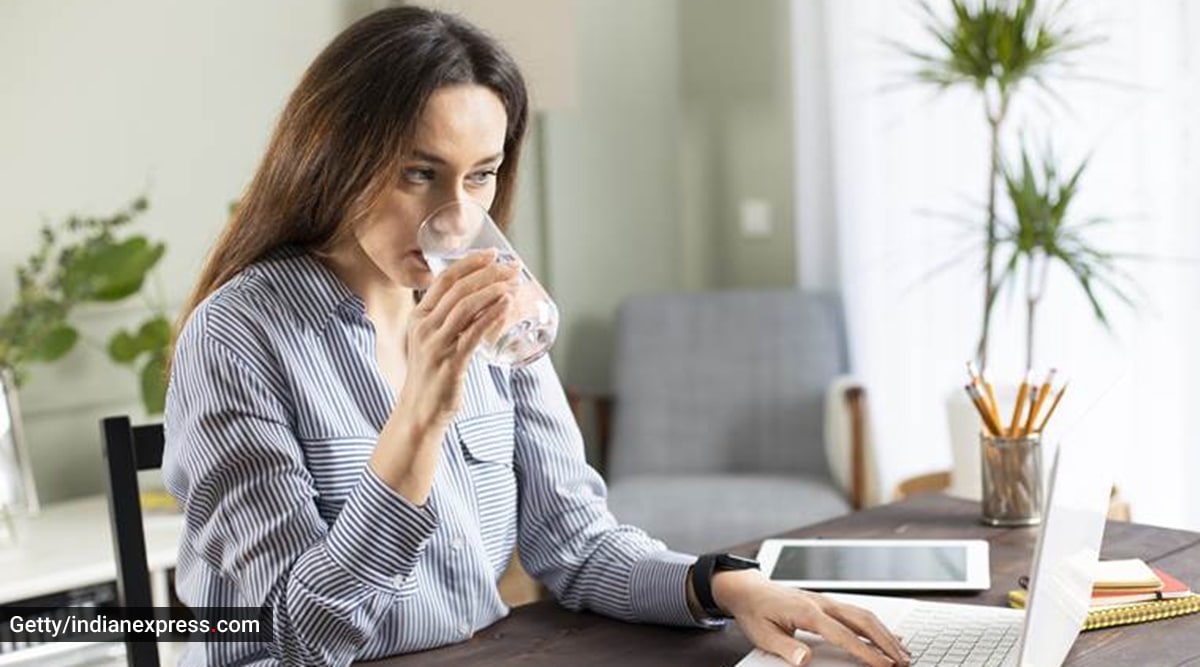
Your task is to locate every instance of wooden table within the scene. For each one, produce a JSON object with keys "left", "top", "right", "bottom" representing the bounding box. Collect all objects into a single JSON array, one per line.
[{"left": 365, "top": 494, "right": 1200, "bottom": 666}]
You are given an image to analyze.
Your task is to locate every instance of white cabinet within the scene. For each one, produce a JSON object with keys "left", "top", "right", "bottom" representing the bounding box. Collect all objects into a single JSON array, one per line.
[{"left": 0, "top": 495, "right": 182, "bottom": 665}]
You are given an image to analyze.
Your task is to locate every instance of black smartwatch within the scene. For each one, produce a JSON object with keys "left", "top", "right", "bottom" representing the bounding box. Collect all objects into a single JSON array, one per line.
[{"left": 691, "top": 553, "right": 760, "bottom": 618}]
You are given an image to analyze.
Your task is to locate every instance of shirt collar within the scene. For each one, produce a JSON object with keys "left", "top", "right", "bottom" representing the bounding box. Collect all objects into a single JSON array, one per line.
[{"left": 260, "top": 245, "right": 366, "bottom": 330}]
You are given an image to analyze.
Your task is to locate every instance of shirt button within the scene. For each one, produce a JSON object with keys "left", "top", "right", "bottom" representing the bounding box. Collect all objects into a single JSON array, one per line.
[
  {"left": 457, "top": 623, "right": 471, "bottom": 637},
  {"left": 451, "top": 538, "right": 464, "bottom": 551},
  {"left": 391, "top": 575, "right": 405, "bottom": 589}
]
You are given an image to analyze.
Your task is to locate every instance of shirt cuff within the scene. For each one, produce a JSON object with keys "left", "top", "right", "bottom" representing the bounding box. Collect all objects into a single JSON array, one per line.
[
  {"left": 630, "top": 550, "right": 729, "bottom": 628},
  {"left": 323, "top": 466, "right": 439, "bottom": 591}
]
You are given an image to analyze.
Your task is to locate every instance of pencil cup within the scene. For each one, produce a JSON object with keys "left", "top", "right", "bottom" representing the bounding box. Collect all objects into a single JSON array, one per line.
[{"left": 980, "top": 432, "right": 1043, "bottom": 526}]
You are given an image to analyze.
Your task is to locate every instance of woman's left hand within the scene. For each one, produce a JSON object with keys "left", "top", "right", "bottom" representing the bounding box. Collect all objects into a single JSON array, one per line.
[{"left": 713, "top": 570, "right": 911, "bottom": 667}]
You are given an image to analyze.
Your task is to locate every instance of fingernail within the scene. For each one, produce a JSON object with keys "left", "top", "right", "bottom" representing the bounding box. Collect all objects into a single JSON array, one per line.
[{"left": 790, "top": 646, "right": 808, "bottom": 665}]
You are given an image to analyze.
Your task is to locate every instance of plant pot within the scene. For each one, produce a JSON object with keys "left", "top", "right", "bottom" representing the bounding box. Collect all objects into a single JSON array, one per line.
[
  {"left": 945, "top": 388, "right": 984, "bottom": 500},
  {"left": 0, "top": 369, "right": 39, "bottom": 519}
]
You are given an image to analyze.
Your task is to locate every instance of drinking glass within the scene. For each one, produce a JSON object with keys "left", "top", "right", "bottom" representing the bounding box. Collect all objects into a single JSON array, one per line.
[{"left": 417, "top": 200, "right": 558, "bottom": 368}]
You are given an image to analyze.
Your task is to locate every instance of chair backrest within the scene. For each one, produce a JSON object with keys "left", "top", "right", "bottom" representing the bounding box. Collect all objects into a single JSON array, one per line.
[
  {"left": 100, "top": 416, "right": 164, "bottom": 667},
  {"left": 607, "top": 290, "right": 848, "bottom": 481}
]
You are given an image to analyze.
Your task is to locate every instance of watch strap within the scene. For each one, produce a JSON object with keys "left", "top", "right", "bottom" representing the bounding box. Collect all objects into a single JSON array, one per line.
[
  {"left": 692, "top": 553, "right": 760, "bottom": 618},
  {"left": 692, "top": 554, "right": 724, "bottom": 617}
]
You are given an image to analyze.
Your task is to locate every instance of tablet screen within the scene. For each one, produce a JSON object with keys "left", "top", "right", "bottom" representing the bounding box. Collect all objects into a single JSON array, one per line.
[{"left": 769, "top": 544, "right": 968, "bottom": 583}]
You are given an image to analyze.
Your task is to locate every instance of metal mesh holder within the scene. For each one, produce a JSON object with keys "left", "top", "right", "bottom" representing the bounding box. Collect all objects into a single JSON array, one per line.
[{"left": 980, "top": 432, "right": 1043, "bottom": 526}]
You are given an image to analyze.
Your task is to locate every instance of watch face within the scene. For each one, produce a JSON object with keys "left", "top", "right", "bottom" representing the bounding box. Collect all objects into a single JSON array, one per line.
[{"left": 716, "top": 553, "right": 760, "bottom": 570}]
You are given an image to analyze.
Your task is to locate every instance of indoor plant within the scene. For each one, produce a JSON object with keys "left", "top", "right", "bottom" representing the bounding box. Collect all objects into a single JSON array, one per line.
[
  {"left": 901, "top": 0, "right": 1102, "bottom": 498},
  {"left": 0, "top": 196, "right": 171, "bottom": 413},
  {"left": 902, "top": 0, "right": 1093, "bottom": 368},
  {"left": 997, "top": 143, "right": 1137, "bottom": 370}
]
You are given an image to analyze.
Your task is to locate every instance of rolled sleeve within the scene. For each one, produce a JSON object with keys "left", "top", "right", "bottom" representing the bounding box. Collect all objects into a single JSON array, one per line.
[
  {"left": 510, "top": 356, "right": 713, "bottom": 628},
  {"left": 324, "top": 466, "right": 439, "bottom": 590},
  {"left": 630, "top": 551, "right": 724, "bottom": 627}
]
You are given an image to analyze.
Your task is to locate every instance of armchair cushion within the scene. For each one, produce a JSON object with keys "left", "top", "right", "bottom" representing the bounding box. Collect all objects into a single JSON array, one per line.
[
  {"left": 606, "top": 474, "right": 850, "bottom": 554},
  {"left": 607, "top": 290, "right": 848, "bottom": 482}
]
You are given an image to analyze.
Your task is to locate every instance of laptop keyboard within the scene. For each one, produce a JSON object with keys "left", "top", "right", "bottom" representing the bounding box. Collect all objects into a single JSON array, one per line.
[{"left": 895, "top": 605, "right": 1022, "bottom": 666}]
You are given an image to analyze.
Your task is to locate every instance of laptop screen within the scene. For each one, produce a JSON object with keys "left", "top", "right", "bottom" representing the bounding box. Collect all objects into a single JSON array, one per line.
[{"left": 1018, "top": 442, "right": 1113, "bottom": 666}]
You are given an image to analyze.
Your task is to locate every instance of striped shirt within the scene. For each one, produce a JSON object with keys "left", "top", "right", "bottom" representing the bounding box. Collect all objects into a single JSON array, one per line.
[{"left": 163, "top": 247, "right": 712, "bottom": 666}]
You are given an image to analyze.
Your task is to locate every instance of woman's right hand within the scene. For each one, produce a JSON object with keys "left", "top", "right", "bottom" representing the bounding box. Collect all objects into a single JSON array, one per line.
[
  {"left": 370, "top": 248, "right": 518, "bottom": 502},
  {"left": 402, "top": 248, "right": 519, "bottom": 428}
]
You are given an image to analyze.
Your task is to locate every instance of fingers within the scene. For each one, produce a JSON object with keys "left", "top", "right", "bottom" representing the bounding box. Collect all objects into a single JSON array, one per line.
[
  {"left": 809, "top": 613, "right": 898, "bottom": 667},
  {"left": 745, "top": 623, "right": 812, "bottom": 667},
  {"left": 440, "top": 279, "right": 515, "bottom": 336},
  {"left": 457, "top": 293, "right": 511, "bottom": 357},
  {"left": 825, "top": 605, "right": 911, "bottom": 666},
  {"left": 419, "top": 248, "right": 500, "bottom": 317},
  {"left": 425, "top": 258, "right": 518, "bottom": 330}
]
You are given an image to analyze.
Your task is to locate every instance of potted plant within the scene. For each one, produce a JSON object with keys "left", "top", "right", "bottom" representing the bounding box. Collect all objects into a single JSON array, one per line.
[
  {"left": 0, "top": 197, "right": 170, "bottom": 516},
  {"left": 901, "top": 0, "right": 1094, "bottom": 368},
  {"left": 900, "top": 0, "right": 1103, "bottom": 498},
  {"left": 997, "top": 143, "right": 1137, "bottom": 371}
]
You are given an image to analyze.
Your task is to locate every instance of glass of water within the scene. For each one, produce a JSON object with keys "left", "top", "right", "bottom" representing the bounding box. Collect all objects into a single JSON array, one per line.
[{"left": 417, "top": 200, "right": 558, "bottom": 368}]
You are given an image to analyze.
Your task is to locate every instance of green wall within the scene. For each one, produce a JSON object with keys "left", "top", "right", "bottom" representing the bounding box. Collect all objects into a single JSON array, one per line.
[
  {"left": 532, "top": 0, "right": 798, "bottom": 395},
  {"left": 679, "top": 0, "right": 796, "bottom": 291}
]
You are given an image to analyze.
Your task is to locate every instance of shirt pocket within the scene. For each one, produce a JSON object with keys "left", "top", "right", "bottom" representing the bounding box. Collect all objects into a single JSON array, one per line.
[
  {"left": 456, "top": 412, "right": 516, "bottom": 467},
  {"left": 455, "top": 412, "right": 518, "bottom": 570}
]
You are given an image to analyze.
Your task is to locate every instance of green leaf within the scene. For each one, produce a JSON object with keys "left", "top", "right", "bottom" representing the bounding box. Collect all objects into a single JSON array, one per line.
[
  {"left": 137, "top": 316, "right": 171, "bottom": 350},
  {"left": 899, "top": 0, "right": 1093, "bottom": 104},
  {"left": 59, "top": 237, "right": 165, "bottom": 302},
  {"left": 140, "top": 352, "right": 167, "bottom": 416},
  {"left": 108, "top": 316, "right": 171, "bottom": 365},
  {"left": 997, "top": 141, "right": 1140, "bottom": 333},
  {"left": 108, "top": 330, "right": 141, "bottom": 364},
  {"left": 27, "top": 324, "right": 78, "bottom": 362}
]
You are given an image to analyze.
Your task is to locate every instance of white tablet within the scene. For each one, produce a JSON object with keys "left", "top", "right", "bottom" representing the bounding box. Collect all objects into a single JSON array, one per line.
[{"left": 755, "top": 539, "right": 991, "bottom": 592}]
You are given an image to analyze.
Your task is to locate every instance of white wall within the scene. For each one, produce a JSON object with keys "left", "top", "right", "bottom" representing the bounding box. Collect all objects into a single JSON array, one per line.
[{"left": 0, "top": 0, "right": 343, "bottom": 503}]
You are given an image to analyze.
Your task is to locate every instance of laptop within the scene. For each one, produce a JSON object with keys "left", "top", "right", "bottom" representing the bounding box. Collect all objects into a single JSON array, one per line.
[{"left": 736, "top": 440, "right": 1112, "bottom": 667}]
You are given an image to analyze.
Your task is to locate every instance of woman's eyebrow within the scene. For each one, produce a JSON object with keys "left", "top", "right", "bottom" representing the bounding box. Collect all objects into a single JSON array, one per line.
[{"left": 408, "top": 149, "right": 503, "bottom": 166}]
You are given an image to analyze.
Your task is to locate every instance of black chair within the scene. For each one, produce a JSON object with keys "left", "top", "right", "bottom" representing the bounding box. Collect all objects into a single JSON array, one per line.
[{"left": 100, "top": 416, "right": 164, "bottom": 667}]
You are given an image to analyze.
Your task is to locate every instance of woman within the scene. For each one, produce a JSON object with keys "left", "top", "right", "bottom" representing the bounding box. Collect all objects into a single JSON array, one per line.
[{"left": 164, "top": 7, "right": 910, "bottom": 667}]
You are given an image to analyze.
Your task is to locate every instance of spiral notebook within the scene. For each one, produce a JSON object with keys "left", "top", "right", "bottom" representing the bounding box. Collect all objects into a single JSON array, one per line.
[{"left": 1008, "top": 589, "right": 1200, "bottom": 631}]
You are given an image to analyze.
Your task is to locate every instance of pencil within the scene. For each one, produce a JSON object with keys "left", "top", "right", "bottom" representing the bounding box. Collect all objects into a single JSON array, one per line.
[
  {"left": 1023, "top": 368, "right": 1057, "bottom": 436},
  {"left": 1008, "top": 370, "right": 1032, "bottom": 437},
  {"left": 968, "top": 362, "right": 1003, "bottom": 433},
  {"left": 983, "top": 376, "right": 1001, "bottom": 428},
  {"left": 966, "top": 361, "right": 982, "bottom": 385},
  {"left": 1021, "top": 387, "right": 1040, "bottom": 437},
  {"left": 966, "top": 384, "right": 1003, "bottom": 436},
  {"left": 1035, "top": 382, "right": 1068, "bottom": 434}
]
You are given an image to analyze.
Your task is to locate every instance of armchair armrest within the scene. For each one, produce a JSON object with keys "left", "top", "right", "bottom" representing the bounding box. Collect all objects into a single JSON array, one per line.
[
  {"left": 564, "top": 386, "right": 615, "bottom": 475},
  {"left": 824, "top": 375, "right": 875, "bottom": 509}
]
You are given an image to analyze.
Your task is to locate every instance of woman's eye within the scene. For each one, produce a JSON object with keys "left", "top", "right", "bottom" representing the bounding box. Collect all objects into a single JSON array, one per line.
[
  {"left": 468, "top": 170, "right": 498, "bottom": 186},
  {"left": 403, "top": 168, "right": 435, "bottom": 184}
]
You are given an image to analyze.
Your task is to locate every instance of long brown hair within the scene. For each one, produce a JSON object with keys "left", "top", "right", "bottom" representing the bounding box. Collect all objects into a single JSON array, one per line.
[{"left": 179, "top": 6, "right": 529, "bottom": 330}]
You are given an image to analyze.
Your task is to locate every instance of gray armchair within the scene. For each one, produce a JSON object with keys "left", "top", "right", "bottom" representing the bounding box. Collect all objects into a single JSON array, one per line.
[{"left": 568, "top": 290, "right": 867, "bottom": 554}]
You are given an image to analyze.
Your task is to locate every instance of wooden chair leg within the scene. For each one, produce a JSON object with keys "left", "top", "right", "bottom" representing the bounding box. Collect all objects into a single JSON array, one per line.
[{"left": 844, "top": 386, "right": 866, "bottom": 510}]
